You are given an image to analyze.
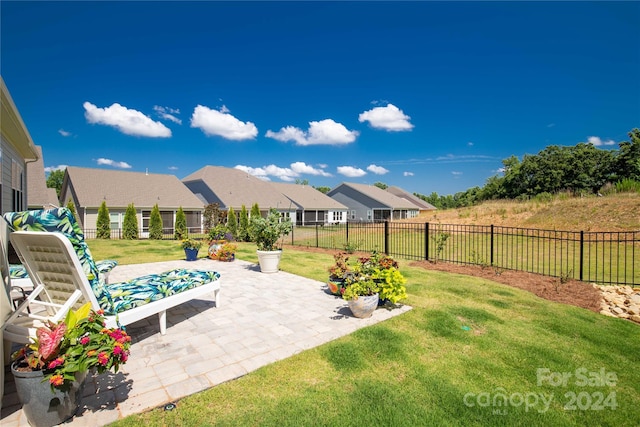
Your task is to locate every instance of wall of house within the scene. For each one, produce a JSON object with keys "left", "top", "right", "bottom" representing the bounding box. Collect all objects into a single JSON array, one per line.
[
  {"left": 82, "top": 208, "right": 203, "bottom": 237},
  {"left": 0, "top": 139, "right": 29, "bottom": 214},
  {"left": 329, "top": 192, "right": 375, "bottom": 222}
]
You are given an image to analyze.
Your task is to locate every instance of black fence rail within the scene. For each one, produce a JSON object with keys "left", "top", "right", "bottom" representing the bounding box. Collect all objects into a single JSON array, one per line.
[{"left": 288, "top": 222, "right": 639, "bottom": 286}]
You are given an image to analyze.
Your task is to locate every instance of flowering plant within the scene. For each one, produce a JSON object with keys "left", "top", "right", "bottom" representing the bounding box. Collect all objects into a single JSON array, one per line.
[
  {"left": 11, "top": 303, "right": 131, "bottom": 392},
  {"left": 216, "top": 242, "right": 237, "bottom": 261},
  {"left": 336, "top": 251, "right": 407, "bottom": 303},
  {"left": 181, "top": 238, "right": 203, "bottom": 250}
]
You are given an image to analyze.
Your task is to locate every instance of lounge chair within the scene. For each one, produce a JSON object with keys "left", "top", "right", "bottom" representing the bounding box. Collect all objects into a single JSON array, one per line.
[{"left": 2, "top": 208, "right": 221, "bottom": 345}]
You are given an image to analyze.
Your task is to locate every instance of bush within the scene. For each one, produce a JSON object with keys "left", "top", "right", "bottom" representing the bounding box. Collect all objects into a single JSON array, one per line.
[
  {"left": 175, "top": 207, "right": 187, "bottom": 240},
  {"left": 123, "top": 203, "right": 138, "bottom": 240},
  {"left": 238, "top": 205, "right": 250, "bottom": 242},
  {"left": 149, "top": 204, "right": 163, "bottom": 240},
  {"left": 96, "top": 201, "right": 111, "bottom": 239},
  {"left": 227, "top": 207, "right": 238, "bottom": 239},
  {"left": 615, "top": 178, "right": 640, "bottom": 193}
]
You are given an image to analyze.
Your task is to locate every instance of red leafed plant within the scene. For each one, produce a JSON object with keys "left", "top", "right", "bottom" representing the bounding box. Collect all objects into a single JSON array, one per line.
[{"left": 12, "top": 302, "right": 131, "bottom": 392}]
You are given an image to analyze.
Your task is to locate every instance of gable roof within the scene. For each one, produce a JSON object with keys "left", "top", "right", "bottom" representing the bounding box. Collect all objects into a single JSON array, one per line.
[
  {"left": 328, "top": 182, "right": 418, "bottom": 209},
  {"left": 271, "top": 183, "right": 348, "bottom": 210},
  {"left": 63, "top": 166, "right": 204, "bottom": 209},
  {"left": 387, "top": 186, "right": 437, "bottom": 210},
  {"left": 27, "top": 145, "right": 60, "bottom": 208},
  {"left": 182, "top": 166, "right": 294, "bottom": 211}
]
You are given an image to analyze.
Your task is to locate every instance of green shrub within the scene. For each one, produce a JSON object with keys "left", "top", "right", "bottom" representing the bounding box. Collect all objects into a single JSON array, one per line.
[
  {"left": 238, "top": 205, "right": 250, "bottom": 242},
  {"left": 615, "top": 178, "right": 640, "bottom": 193},
  {"left": 149, "top": 204, "right": 163, "bottom": 240},
  {"left": 96, "top": 201, "right": 111, "bottom": 239},
  {"left": 227, "top": 207, "right": 238, "bottom": 239},
  {"left": 175, "top": 207, "right": 187, "bottom": 240},
  {"left": 123, "top": 203, "right": 138, "bottom": 240}
]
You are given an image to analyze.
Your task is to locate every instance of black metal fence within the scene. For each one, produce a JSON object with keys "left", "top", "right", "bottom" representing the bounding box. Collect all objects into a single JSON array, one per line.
[{"left": 287, "top": 222, "right": 639, "bottom": 286}]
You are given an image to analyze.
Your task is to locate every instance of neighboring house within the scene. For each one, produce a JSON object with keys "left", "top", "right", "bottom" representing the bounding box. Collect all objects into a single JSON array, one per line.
[
  {"left": 59, "top": 166, "right": 205, "bottom": 237},
  {"left": 327, "top": 182, "right": 420, "bottom": 222},
  {"left": 271, "top": 182, "right": 348, "bottom": 225},
  {"left": 0, "top": 76, "right": 40, "bottom": 407},
  {"left": 27, "top": 145, "right": 59, "bottom": 209},
  {"left": 386, "top": 185, "right": 437, "bottom": 213},
  {"left": 182, "top": 165, "right": 296, "bottom": 219}
]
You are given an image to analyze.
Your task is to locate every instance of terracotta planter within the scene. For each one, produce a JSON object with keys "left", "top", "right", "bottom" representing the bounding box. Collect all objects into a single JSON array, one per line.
[
  {"left": 347, "top": 293, "right": 379, "bottom": 318},
  {"left": 11, "top": 361, "right": 87, "bottom": 427}
]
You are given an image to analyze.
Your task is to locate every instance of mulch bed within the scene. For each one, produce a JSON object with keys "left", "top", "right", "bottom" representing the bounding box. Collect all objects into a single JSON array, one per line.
[{"left": 285, "top": 245, "right": 603, "bottom": 313}]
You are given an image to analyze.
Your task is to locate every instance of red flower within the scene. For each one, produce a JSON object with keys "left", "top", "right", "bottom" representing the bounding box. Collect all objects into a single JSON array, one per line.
[{"left": 80, "top": 336, "right": 91, "bottom": 345}]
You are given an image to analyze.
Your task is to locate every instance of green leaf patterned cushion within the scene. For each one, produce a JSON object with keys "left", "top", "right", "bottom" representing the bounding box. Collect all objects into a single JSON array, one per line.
[
  {"left": 3, "top": 207, "right": 115, "bottom": 310},
  {"left": 105, "top": 268, "right": 221, "bottom": 315},
  {"left": 10, "top": 259, "right": 118, "bottom": 279}
]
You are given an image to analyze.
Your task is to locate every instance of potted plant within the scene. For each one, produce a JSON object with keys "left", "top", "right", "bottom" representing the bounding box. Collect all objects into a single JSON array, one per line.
[
  {"left": 249, "top": 208, "right": 292, "bottom": 273},
  {"left": 181, "top": 238, "right": 203, "bottom": 261},
  {"left": 332, "top": 251, "right": 407, "bottom": 317},
  {"left": 342, "top": 277, "right": 380, "bottom": 318},
  {"left": 10, "top": 303, "right": 131, "bottom": 427},
  {"left": 207, "top": 224, "right": 233, "bottom": 259},
  {"left": 327, "top": 251, "right": 354, "bottom": 296},
  {"left": 216, "top": 242, "right": 237, "bottom": 262}
]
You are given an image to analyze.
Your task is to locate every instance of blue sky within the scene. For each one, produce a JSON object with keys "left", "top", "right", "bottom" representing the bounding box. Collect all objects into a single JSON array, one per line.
[{"left": 2, "top": 1, "right": 638, "bottom": 196}]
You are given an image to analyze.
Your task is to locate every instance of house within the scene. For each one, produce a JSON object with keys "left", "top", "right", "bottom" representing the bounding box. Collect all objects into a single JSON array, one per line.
[
  {"left": 386, "top": 185, "right": 437, "bottom": 212},
  {"left": 182, "top": 165, "right": 296, "bottom": 219},
  {"left": 27, "top": 145, "right": 60, "bottom": 209},
  {"left": 327, "top": 182, "right": 419, "bottom": 222},
  {"left": 270, "top": 182, "right": 348, "bottom": 225},
  {"left": 59, "top": 166, "right": 206, "bottom": 237},
  {"left": 1, "top": 76, "right": 40, "bottom": 406}
]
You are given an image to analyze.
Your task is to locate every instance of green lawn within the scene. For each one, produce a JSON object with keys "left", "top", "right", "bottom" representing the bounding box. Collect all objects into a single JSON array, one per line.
[{"left": 87, "top": 240, "right": 640, "bottom": 427}]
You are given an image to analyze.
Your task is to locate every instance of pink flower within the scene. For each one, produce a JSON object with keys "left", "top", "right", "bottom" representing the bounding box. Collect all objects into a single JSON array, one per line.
[
  {"left": 47, "top": 357, "right": 64, "bottom": 369},
  {"left": 80, "top": 336, "right": 91, "bottom": 345},
  {"left": 97, "top": 352, "right": 109, "bottom": 366}
]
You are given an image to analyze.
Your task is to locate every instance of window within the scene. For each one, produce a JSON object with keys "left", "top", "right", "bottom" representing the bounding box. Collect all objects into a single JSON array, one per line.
[
  {"left": 367, "top": 210, "right": 372, "bottom": 221},
  {"left": 141, "top": 210, "right": 150, "bottom": 232},
  {"left": 350, "top": 210, "right": 356, "bottom": 220},
  {"left": 109, "top": 213, "right": 119, "bottom": 230},
  {"left": 11, "top": 160, "right": 24, "bottom": 211}
]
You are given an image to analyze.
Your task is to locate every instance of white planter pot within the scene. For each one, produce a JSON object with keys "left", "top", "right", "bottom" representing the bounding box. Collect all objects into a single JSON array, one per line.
[{"left": 256, "top": 250, "right": 282, "bottom": 273}]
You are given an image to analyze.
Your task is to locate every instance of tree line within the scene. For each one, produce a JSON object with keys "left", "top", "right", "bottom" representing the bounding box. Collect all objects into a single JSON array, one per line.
[{"left": 415, "top": 128, "right": 640, "bottom": 209}]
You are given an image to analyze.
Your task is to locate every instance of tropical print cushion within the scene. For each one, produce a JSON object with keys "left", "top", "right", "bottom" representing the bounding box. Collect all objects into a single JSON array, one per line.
[
  {"left": 10, "top": 259, "right": 118, "bottom": 279},
  {"left": 105, "top": 268, "right": 221, "bottom": 315},
  {"left": 3, "top": 207, "right": 114, "bottom": 309},
  {"left": 8, "top": 264, "right": 29, "bottom": 279}
]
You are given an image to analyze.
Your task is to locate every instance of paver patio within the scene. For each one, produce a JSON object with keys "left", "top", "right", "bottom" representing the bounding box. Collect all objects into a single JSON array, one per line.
[{"left": 1, "top": 257, "right": 411, "bottom": 426}]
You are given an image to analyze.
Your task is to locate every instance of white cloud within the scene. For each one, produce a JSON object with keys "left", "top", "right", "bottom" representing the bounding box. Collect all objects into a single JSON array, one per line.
[
  {"left": 367, "top": 164, "right": 389, "bottom": 175},
  {"left": 96, "top": 158, "right": 132, "bottom": 169},
  {"left": 290, "top": 161, "right": 332, "bottom": 177},
  {"left": 358, "top": 103, "right": 414, "bottom": 131},
  {"left": 403, "top": 171, "right": 414, "bottom": 177},
  {"left": 44, "top": 165, "right": 68, "bottom": 173},
  {"left": 452, "top": 171, "right": 463, "bottom": 176},
  {"left": 266, "top": 119, "right": 359, "bottom": 146},
  {"left": 587, "top": 136, "right": 615, "bottom": 146},
  {"left": 467, "top": 141, "right": 474, "bottom": 147},
  {"left": 547, "top": 123, "right": 556, "bottom": 128},
  {"left": 236, "top": 161, "right": 332, "bottom": 181},
  {"left": 154, "top": 105, "right": 182, "bottom": 125},
  {"left": 58, "top": 129, "right": 71, "bottom": 137},
  {"left": 83, "top": 102, "right": 171, "bottom": 137},
  {"left": 337, "top": 166, "right": 366, "bottom": 178},
  {"left": 190, "top": 105, "right": 257, "bottom": 140},
  {"left": 168, "top": 166, "right": 178, "bottom": 171}
]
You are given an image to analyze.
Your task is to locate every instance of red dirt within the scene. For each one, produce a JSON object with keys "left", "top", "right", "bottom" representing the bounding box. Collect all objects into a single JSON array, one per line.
[{"left": 285, "top": 245, "right": 603, "bottom": 313}]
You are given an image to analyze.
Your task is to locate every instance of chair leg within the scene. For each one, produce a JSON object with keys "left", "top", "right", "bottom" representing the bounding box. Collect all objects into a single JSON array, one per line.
[
  {"left": 214, "top": 289, "right": 221, "bottom": 307},
  {"left": 158, "top": 310, "right": 167, "bottom": 335}
]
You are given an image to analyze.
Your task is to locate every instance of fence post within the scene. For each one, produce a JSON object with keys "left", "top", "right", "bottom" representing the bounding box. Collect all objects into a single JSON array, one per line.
[
  {"left": 346, "top": 221, "right": 349, "bottom": 246},
  {"left": 579, "top": 230, "right": 584, "bottom": 282},
  {"left": 490, "top": 224, "right": 494, "bottom": 266},
  {"left": 384, "top": 220, "right": 389, "bottom": 255},
  {"left": 425, "top": 222, "right": 429, "bottom": 261},
  {"left": 315, "top": 223, "right": 319, "bottom": 248}
]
